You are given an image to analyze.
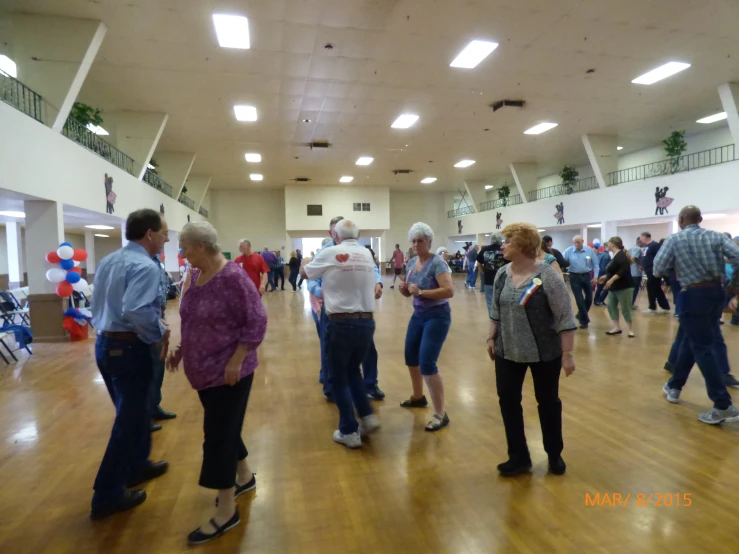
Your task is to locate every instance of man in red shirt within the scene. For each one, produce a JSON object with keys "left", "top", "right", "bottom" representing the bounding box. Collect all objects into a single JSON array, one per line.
[
  {"left": 390, "top": 244, "right": 405, "bottom": 289},
  {"left": 234, "top": 239, "right": 268, "bottom": 295}
]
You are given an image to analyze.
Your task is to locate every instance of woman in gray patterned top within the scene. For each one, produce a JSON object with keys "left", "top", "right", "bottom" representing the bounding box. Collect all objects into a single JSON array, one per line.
[{"left": 487, "top": 223, "right": 577, "bottom": 477}]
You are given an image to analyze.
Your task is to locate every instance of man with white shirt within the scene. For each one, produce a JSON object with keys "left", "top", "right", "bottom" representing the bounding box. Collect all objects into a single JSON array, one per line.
[{"left": 302, "top": 219, "right": 381, "bottom": 448}]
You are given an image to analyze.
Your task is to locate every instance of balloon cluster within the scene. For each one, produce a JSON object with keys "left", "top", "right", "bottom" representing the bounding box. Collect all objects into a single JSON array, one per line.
[
  {"left": 45, "top": 243, "right": 89, "bottom": 298},
  {"left": 178, "top": 249, "right": 185, "bottom": 267}
]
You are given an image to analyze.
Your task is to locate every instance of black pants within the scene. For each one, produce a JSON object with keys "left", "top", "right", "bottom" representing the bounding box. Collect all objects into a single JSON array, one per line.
[
  {"left": 197, "top": 373, "right": 254, "bottom": 490},
  {"left": 646, "top": 272, "right": 670, "bottom": 310},
  {"left": 495, "top": 356, "right": 563, "bottom": 461},
  {"left": 288, "top": 268, "right": 299, "bottom": 291},
  {"left": 273, "top": 269, "right": 285, "bottom": 290},
  {"left": 149, "top": 342, "right": 165, "bottom": 415}
]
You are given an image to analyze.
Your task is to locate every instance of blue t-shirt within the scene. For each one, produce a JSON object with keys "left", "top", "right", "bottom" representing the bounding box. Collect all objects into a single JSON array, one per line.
[{"left": 406, "top": 254, "right": 451, "bottom": 313}]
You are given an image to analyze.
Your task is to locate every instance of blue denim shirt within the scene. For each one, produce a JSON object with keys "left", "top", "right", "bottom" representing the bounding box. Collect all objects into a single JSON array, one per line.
[{"left": 562, "top": 245, "right": 600, "bottom": 279}]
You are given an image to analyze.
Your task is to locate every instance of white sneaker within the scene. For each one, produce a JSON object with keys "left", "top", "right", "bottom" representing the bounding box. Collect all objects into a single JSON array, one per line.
[
  {"left": 333, "top": 430, "right": 362, "bottom": 448},
  {"left": 641, "top": 308, "right": 656, "bottom": 315},
  {"left": 358, "top": 414, "right": 380, "bottom": 437},
  {"left": 656, "top": 308, "right": 670, "bottom": 314},
  {"left": 662, "top": 383, "right": 680, "bottom": 403},
  {"left": 698, "top": 405, "right": 739, "bottom": 425}
]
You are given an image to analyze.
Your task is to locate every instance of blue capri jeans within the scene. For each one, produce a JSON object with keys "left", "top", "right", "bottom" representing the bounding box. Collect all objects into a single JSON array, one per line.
[{"left": 404, "top": 306, "right": 452, "bottom": 375}]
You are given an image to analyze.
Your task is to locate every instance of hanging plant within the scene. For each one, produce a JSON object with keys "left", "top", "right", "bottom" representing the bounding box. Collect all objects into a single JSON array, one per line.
[
  {"left": 181, "top": 186, "right": 188, "bottom": 195},
  {"left": 498, "top": 183, "right": 511, "bottom": 207},
  {"left": 559, "top": 165, "right": 579, "bottom": 194},
  {"left": 663, "top": 130, "right": 687, "bottom": 174}
]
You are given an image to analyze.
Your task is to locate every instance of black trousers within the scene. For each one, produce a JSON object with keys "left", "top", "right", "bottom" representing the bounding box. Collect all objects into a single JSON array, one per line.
[
  {"left": 495, "top": 356, "right": 563, "bottom": 461},
  {"left": 197, "top": 372, "right": 254, "bottom": 490},
  {"left": 646, "top": 272, "right": 670, "bottom": 310}
]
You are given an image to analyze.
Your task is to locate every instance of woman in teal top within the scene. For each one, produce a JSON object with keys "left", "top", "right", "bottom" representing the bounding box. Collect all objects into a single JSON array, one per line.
[{"left": 539, "top": 239, "right": 563, "bottom": 277}]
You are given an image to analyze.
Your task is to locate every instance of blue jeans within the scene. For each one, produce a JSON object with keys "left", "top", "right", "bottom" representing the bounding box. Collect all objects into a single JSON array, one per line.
[
  {"left": 668, "top": 286, "right": 733, "bottom": 410},
  {"left": 362, "top": 339, "right": 378, "bottom": 388},
  {"left": 466, "top": 266, "right": 478, "bottom": 287},
  {"left": 319, "top": 305, "right": 331, "bottom": 394},
  {"left": 405, "top": 306, "right": 452, "bottom": 375},
  {"left": 93, "top": 335, "right": 153, "bottom": 508},
  {"left": 149, "top": 342, "right": 165, "bottom": 415},
  {"left": 726, "top": 288, "right": 739, "bottom": 325},
  {"left": 325, "top": 318, "right": 375, "bottom": 434},
  {"left": 632, "top": 278, "right": 641, "bottom": 306},
  {"left": 485, "top": 285, "right": 494, "bottom": 319},
  {"left": 568, "top": 273, "right": 593, "bottom": 325},
  {"left": 671, "top": 279, "right": 682, "bottom": 314}
]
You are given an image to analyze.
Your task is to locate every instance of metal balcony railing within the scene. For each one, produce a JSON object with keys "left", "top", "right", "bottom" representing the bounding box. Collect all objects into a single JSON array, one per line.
[
  {"left": 0, "top": 72, "right": 44, "bottom": 123},
  {"left": 179, "top": 193, "right": 195, "bottom": 210},
  {"left": 477, "top": 194, "right": 523, "bottom": 212},
  {"left": 447, "top": 206, "right": 475, "bottom": 218},
  {"left": 62, "top": 116, "right": 135, "bottom": 175},
  {"left": 607, "top": 144, "right": 736, "bottom": 186},
  {"left": 198, "top": 206, "right": 209, "bottom": 218},
  {"left": 528, "top": 176, "right": 599, "bottom": 202},
  {"left": 142, "top": 169, "right": 173, "bottom": 196}
]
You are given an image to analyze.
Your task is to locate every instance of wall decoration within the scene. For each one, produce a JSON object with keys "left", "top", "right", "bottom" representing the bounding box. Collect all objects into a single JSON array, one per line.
[
  {"left": 458, "top": 220, "right": 463, "bottom": 234},
  {"left": 655, "top": 186, "right": 673, "bottom": 215},
  {"left": 495, "top": 212, "right": 503, "bottom": 230},
  {"left": 104, "top": 173, "right": 115, "bottom": 214},
  {"left": 45, "top": 243, "right": 89, "bottom": 298},
  {"left": 555, "top": 202, "right": 565, "bottom": 224},
  {"left": 160, "top": 203, "right": 165, "bottom": 215}
]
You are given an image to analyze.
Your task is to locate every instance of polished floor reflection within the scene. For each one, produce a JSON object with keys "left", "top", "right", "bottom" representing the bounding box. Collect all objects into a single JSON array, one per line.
[{"left": 1, "top": 276, "right": 739, "bottom": 553}]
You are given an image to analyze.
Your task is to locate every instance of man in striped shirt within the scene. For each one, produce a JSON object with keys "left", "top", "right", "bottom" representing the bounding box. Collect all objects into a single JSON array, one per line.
[{"left": 654, "top": 205, "right": 739, "bottom": 425}]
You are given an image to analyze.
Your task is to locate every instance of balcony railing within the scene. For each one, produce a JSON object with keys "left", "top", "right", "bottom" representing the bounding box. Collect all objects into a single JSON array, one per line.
[
  {"left": 478, "top": 194, "right": 523, "bottom": 212},
  {"left": 0, "top": 72, "right": 44, "bottom": 123},
  {"left": 62, "top": 116, "right": 135, "bottom": 175},
  {"left": 528, "top": 176, "right": 599, "bottom": 202},
  {"left": 447, "top": 206, "right": 475, "bottom": 218},
  {"left": 198, "top": 206, "right": 209, "bottom": 218},
  {"left": 179, "top": 193, "right": 195, "bottom": 210},
  {"left": 608, "top": 144, "right": 736, "bottom": 186},
  {"left": 143, "top": 169, "right": 173, "bottom": 196}
]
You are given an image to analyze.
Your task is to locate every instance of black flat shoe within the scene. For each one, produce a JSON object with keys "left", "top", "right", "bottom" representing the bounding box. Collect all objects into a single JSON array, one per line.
[
  {"left": 400, "top": 395, "right": 428, "bottom": 408},
  {"left": 127, "top": 460, "right": 169, "bottom": 488},
  {"left": 152, "top": 408, "right": 176, "bottom": 421},
  {"left": 150, "top": 422, "right": 162, "bottom": 432},
  {"left": 188, "top": 510, "right": 240, "bottom": 545},
  {"left": 216, "top": 474, "right": 257, "bottom": 506},
  {"left": 549, "top": 456, "right": 567, "bottom": 475},
  {"left": 91, "top": 489, "right": 146, "bottom": 520},
  {"left": 605, "top": 330, "right": 623, "bottom": 335},
  {"left": 497, "top": 458, "right": 532, "bottom": 477},
  {"left": 367, "top": 385, "right": 386, "bottom": 400}
]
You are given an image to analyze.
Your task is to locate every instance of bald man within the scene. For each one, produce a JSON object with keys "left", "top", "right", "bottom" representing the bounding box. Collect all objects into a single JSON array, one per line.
[{"left": 655, "top": 205, "right": 739, "bottom": 425}]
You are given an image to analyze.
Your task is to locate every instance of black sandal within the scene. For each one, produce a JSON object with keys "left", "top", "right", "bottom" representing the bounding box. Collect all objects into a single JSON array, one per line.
[
  {"left": 425, "top": 412, "right": 450, "bottom": 432},
  {"left": 187, "top": 509, "right": 240, "bottom": 545},
  {"left": 216, "top": 474, "right": 256, "bottom": 506},
  {"left": 400, "top": 395, "right": 428, "bottom": 408}
]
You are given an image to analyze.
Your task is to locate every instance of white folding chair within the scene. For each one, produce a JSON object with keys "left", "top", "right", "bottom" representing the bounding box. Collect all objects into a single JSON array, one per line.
[{"left": 6, "top": 289, "right": 30, "bottom": 325}]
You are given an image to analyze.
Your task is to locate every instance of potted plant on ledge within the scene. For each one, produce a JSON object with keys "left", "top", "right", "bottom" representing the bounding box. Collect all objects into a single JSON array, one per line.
[
  {"left": 663, "top": 130, "right": 687, "bottom": 175},
  {"left": 498, "top": 182, "right": 511, "bottom": 207},
  {"left": 559, "top": 165, "right": 579, "bottom": 194}
]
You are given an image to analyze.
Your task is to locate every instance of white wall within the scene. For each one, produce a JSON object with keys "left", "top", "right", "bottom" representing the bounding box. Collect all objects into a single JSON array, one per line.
[
  {"left": 94, "top": 235, "right": 120, "bottom": 263},
  {"left": 285, "top": 185, "right": 390, "bottom": 232},
  {"left": 382, "top": 191, "right": 446, "bottom": 262},
  {"left": 616, "top": 223, "right": 672, "bottom": 250}
]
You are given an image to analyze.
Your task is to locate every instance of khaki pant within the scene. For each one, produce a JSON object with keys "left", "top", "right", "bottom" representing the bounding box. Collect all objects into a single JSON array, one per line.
[{"left": 606, "top": 288, "right": 634, "bottom": 323}]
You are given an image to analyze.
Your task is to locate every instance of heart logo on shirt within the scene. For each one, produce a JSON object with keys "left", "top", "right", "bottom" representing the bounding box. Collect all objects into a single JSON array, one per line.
[{"left": 335, "top": 254, "right": 350, "bottom": 263}]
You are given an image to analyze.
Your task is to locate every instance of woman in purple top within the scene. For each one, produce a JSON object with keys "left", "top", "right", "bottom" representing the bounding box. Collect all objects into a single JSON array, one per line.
[
  {"left": 166, "top": 222, "right": 267, "bottom": 545},
  {"left": 399, "top": 222, "right": 455, "bottom": 431}
]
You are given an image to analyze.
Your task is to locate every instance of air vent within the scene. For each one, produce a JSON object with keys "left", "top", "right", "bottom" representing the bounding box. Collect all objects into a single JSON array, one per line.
[
  {"left": 491, "top": 99, "right": 525, "bottom": 112},
  {"left": 293, "top": 177, "right": 311, "bottom": 182},
  {"left": 393, "top": 169, "right": 413, "bottom": 175},
  {"left": 307, "top": 204, "right": 322, "bottom": 216},
  {"left": 309, "top": 140, "right": 331, "bottom": 149}
]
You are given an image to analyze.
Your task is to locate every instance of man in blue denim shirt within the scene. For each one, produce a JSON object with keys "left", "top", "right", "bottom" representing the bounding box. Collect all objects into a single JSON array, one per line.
[
  {"left": 90, "top": 209, "right": 171, "bottom": 519},
  {"left": 562, "top": 235, "right": 599, "bottom": 329}
]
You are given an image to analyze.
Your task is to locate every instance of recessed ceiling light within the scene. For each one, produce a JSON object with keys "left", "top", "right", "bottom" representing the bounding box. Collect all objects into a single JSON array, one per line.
[
  {"left": 339, "top": 176, "right": 353, "bottom": 183},
  {"left": 391, "top": 114, "right": 419, "bottom": 129},
  {"left": 454, "top": 159, "right": 475, "bottom": 168},
  {"left": 212, "top": 14, "right": 250, "bottom": 49},
  {"left": 94, "top": 234, "right": 110, "bottom": 238},
  {"left": 631, "top": 62, "right": 690, "bottom": 85},
  {"left": 303, "top": 119, "right": 311, "bottom": 123},
  {"left": 234, "top": 105, "right": 257, "bottom": 121},
  {"left": 0, "top": 55, "right": 17, "bottom": 78},
  {"left": 484, "top": 185, "right": 494, "bottom": 190},
  {"left": 250, "top": 174, "right": 263, "bottom": 181},
  {"left": 450, "top": 40, "right": 499, "bottom": 69},
  {"left": 617, "top": 146, "right": 624, "bottom": 151},
  {"left": 86, "top": 225, "right": 115, "bottom": 230},
  {"left": 0, "top": 211, "right": 25, "bottom": 218},
  {"left": 421, "top": 177, "right": 437, "bottom": 184},
  {"left": 538, "top": 229, "right": 546, "bottom": 232},
  {"left": 697, "top": 112, "right": 727, "bottom": 124},
  {"left": 86, "top": 124, "right": 109, "bottom": 136},
  {"left": 356, "top": 156, "right": 373, "bottom": 166},
  {"left": 587, "top": 224, "right": 602, "bottom": 228},
  {"left": 524, "top": 122, "right": 558, "bottom": 135},
  {"left": 245, "top": 153, "right": 261, "bottom": 162}
]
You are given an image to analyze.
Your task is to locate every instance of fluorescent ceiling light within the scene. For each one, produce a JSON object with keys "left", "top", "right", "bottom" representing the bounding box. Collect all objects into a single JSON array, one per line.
[
  {"left": 86, "top": 124, "right": 109, "bottom": 136},
  {"left": 454, "top": 159, "right": 475, "bottom": 168},
  {"left": 94, "top": 234, "right": 110, "bottom": 238},
  {"left": 484, "top": 185, "right": 494, "bottom": 190},
  {"left": 244, "top": 153, "right": 261, "bottom": 162},
  {"left": 702, "top": 213, "right": 727, "bottom": 220},
  {"left": 697, "top": 112, "right": 727, "bottom": 124},
  {"left": 339, "top": 176, "right": 353, "bottom": 183},
  {"left": 485, "top": 234, "right": 490, "bottom": 236},
  {"left": 86, "top": 225, "right": 115, "bottom": 230},
  {"left": 524, "top": 122, "right": 558, "bottom": 135},
  {"left": 450, "top": 40, "right": 499, "bottom": 69},
  {"left": 0, "top": 55, "right": 17, "bottom": 78},
  {"left": 212, "top": 14, "right": 250, "bottom": 49},
  {"left": 356, "top": 156, "right": 373, "bottom": 166},
  {"left": 421, "top": 177, "right": 437, "bottom": 184},
  {"left": 587, "top": 224, "right": 602, "bottom": 228},
  {"left": 538, "top": 229, "right": 546, "bottom": 232},
  {"left": 391, "top": 114, "right": 419, "bottom": 129},
  {"left": 234, "top": 105, "right": 257, "bottom": 121},
  {"left": 617, "top": 146, "right": 624, "bottom": 151},
  {"left": 631, "top": 62, "right": 690, "bottom": 85},
  {"left": 0, "top": 211, "right": 25, "bottom": 218},
  {"left": 249, "top": 174, "right": 263, "bottom": 181}
]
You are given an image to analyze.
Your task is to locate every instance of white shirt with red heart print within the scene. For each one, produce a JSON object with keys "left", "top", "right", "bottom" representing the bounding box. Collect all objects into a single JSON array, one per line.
[{"left": 304, "top": 239, "right": 376, "bottom": 314}]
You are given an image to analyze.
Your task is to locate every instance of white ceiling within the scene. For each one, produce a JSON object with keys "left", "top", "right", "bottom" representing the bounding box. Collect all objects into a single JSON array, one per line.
[{"left": 3, "top": 0, "right": 739, "bottom": 191}]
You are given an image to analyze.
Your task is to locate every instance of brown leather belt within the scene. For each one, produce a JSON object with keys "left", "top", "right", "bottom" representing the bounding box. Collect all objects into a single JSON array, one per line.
[
  {"left": 102, "top": 331, "right": 139, "bottom": 340},
  {"left": 327, "top": 312, "right": 374, "bottom": 321},
  {"left": 683, "top": 281, "right": 721, "bottom": 290}
]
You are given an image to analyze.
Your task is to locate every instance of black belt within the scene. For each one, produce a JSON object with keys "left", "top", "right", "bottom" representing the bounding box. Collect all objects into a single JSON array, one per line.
[
  {"left": 682, "top": 281, "right": 721, "bottom": 290},
  {"left": 570, "top": 272, "right": 590, "bottom": 276},
  {"left": 101, "top": 331, "right": 139, "bottom": 340},
  {"left": 327, "top": 312, "right": 374, "bottom": 321}
]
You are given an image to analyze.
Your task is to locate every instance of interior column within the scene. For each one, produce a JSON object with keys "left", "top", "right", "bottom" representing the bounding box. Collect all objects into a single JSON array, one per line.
[
  {"left": 6, "top": 220, "right": 24, "bottom": 288},
  {"left": 509, "top": 163, "right": 537, "bottom": 203},
  {"left": 84, "top": 229, "right": 96, "bottom": 280}
]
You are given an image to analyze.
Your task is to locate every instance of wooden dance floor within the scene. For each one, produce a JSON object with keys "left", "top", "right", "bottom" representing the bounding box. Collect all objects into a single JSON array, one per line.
[{"left": 1, "top": 274, "right": 738, "bottom": 553}]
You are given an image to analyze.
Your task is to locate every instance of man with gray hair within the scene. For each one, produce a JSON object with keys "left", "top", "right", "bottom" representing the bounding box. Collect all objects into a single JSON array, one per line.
[
  {"left": 563, "top": 235, "right": 599, "bottom": 329},
  {"left": 234, "top": 239, "right": 269, "bottom": 295},
  {"left": 302, "top": 219, "right": 381, "bottom": 448},
  {"left": 476, "top": 232, "right": 507, "bottom": 317}
]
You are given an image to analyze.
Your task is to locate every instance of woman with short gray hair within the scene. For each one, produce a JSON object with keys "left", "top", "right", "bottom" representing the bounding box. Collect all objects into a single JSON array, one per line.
[{"left": 167, "top": 221, "right": 268, "bottom": 544}]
